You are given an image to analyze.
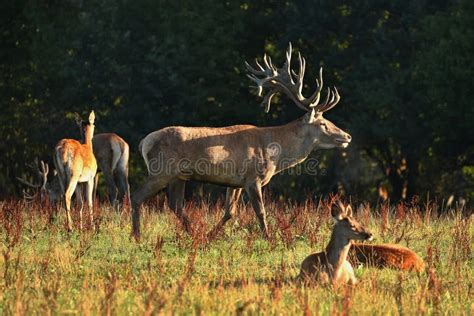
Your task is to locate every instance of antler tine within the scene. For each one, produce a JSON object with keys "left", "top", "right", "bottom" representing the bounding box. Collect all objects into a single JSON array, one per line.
[
  {"left": 317, "top": 87, "right": 341, "bottom": 112},
  {"left": 246, "top": 43, "right": 341, "bottom": 114},
  {"left": 16, "top": 176, "right": 40, "bottom": 188},
  {"left": 22, "top": 188, "right": 38, "bottom": 202},
  {"left": 295, "top": 52, "right": 306, "bottom": 95},
  {"left": 262, "top": 89, "right": 278, "bottom": 113},
  {"left": 307, "top": 67, "right": 324, "bottom": 108},
  {"left": 39, "top": 160, "right": 49, "bottom": 190}
]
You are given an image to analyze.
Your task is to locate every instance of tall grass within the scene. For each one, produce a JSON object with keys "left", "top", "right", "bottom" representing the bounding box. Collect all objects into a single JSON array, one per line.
[{"left": 0, "top": 197, "right": 472, "bottom": 315}]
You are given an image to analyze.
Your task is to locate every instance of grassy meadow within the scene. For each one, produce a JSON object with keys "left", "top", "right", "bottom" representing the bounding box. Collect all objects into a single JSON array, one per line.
[{"left": 0, "top": 197, "right": 473, "bottom": 315}]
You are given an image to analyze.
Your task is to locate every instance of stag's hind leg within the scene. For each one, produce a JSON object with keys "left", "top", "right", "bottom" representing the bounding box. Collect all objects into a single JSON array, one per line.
[
  {"left": 245, "top": 180, "right": 269, "bottom": 239},
  {"left": 131, "top": 175, "right": 175, "bottom": 240},
  {"left": 207, "top": 187, "right": 242, "bottom": 240},
  {"left": 168, "top": 179, "right": 191, "bottom": 232}
]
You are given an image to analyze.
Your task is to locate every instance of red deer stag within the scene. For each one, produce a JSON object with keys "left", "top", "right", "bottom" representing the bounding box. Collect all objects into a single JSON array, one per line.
[
  {"left": 54, "top": 111, "right": 97, "bottom": 231},
  {"left": 131, "top": 44, "right": 352, "bottom": 240},
  {"left": 74, "top": 114, "right": 130, "bottom": 209},
  {"left": 299, "top": 202, "right": 373, "bottom": 286}
]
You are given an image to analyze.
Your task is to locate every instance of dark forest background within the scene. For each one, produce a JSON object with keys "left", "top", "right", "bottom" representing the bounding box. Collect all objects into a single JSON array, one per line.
[{"left": 1, "top": 0, "right": 473, "bottom": 204}]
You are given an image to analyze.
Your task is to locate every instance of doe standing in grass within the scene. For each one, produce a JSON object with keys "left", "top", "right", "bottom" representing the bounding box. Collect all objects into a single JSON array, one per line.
[
  {"left": 54, "top": 110, "right": 97, "bottom": 231},
  {"left": 300, "top": 201, "right": 373, "bottom": 286}
]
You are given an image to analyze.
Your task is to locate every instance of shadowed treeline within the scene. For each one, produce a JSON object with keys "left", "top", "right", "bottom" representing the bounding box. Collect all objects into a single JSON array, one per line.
[{"left": 1, "top": 0, "right": 473, "bottom": 202}]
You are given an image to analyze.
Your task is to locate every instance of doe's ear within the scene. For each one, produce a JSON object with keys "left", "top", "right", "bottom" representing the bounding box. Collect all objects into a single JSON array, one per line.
[
  {"left": 331, "top": 203, "right": 344, "bottom": 221},
  {"left": 88, "top": 110, "right": 95, "bottom": 124},
  {"left": 74, "top": 112, "right": 82, "bottom": 126}
]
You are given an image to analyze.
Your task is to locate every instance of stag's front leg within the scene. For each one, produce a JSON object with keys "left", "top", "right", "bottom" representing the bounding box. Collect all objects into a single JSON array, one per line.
[
  {"left": 168, "top": 179, "right": 191, "bottom": 233},
  {"left": 207, "top": 187, "right": 242, "bottom": 240},
  {"left": 245, "top": 180, "right": 269, "bottom": 239},
  {"left": 131, "top": 175, "right": 174, "bottom": 241},
  {"left": 86, "top": 178, "right": 95, "bottom": 229}
]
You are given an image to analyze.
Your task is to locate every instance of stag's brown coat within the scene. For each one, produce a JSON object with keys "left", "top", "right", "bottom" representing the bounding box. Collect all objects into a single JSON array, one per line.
[{"left": 132, "top": 44, "right": 352, "bottom": 240}]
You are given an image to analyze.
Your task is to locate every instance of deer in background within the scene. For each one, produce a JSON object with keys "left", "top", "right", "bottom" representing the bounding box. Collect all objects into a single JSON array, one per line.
[
  {"left": 54, "top": 111, "right": 97, "bottom": 231},
  {"left": 132, "top": 43, "right": 352, "bottom": 240},
  {"left": 299, "top": 201, "right": 373, "bottom": 286},
  {"left": 75, "top": 114, "right": 130, "bottom": 209},
  {"left": 17, "top": 159, "right": 61, "bottom": 204}
]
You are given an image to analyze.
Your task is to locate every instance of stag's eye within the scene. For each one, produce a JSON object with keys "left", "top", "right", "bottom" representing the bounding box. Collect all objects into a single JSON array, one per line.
[{"left": 320, "top": 122, "right": 328, "bottom": 130}]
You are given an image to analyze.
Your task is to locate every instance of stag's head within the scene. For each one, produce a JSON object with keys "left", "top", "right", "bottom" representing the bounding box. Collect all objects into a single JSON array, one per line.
[
  {"left": 331, "top": 201, "right": 373, "bottom": 242},
  {"left": 246, "top": 43, "right": 351, "bottom": 149},
  {"left": 17, "top": 160, "right": 61, "bottom": 203}
]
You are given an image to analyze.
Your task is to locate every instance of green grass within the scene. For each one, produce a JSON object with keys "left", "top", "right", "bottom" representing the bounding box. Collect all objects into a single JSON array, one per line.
[{"left": 0, "top": 199, "right": 473, "bottom": 315}]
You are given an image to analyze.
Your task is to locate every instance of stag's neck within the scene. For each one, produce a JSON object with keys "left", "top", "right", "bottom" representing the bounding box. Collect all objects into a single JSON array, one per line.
[
  {"left": 269, "top": 119, "right": 316, "bottom": 172},
  {"left": 325, "top": 232, "right": 352, "bottom": 273}
]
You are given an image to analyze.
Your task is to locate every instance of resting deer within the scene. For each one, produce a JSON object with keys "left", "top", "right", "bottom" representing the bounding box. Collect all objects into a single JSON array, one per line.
[
  {"left": 132, "top": 44, "right": 352, "bottom": 240},
  {"left": 54, "top": 111, "right": 97, "bottom": 231},
  {"left": 349, "top": 243, "right": 425, "bottom": 272},
  {"left": 299, "top": 202, "right": 373, "bottom": 286},
  {"left": 74, "top": 114, "right": 130, "bottom": 209}
]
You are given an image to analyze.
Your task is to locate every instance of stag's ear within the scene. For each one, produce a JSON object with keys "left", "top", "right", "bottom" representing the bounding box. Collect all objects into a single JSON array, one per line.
[
  {"left": 331, "top": 203, "right": 344, "bottom": 222},
  {"left": 88, "top": 111, "right": 95, "bottom": 124}
]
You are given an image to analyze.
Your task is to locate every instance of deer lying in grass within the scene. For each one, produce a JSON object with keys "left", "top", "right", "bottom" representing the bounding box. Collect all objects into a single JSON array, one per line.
[
  {"left": 132, "top": 43, "right": 352, "bottom": 240},
  {"left": 349, "top": 243, "right": 425, "bottom": 272},
  {"left": 75, "top": 114, "right": 130, "bottom": 209},
  {"left": 299, "top": 202, "right": 373, "bottom": 286},
  {"left": 54, "top": 111, "right": 97, "bottom": 231}
]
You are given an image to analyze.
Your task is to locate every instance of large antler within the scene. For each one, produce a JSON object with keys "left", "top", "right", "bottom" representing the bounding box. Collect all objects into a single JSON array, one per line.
[
  {"left": 16, "top": 159, "right": 50, "bottom": 202},
  {"left": 245, "top": 43, "right": 340, "bottom": 113}
]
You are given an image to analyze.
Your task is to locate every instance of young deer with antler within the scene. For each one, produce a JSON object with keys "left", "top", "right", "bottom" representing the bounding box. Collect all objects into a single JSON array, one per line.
[
  {"left": 54, "top": 111, "right": 97, "bottom": 231},
  {"left": 74, "top": 114, "right": 130, "bottom": 209},
  {"left": 132, "top": 44, "right": 352, "bottom": 240},
  {"left": 300, "top": 202, "right": 373, "bottom": 286}
]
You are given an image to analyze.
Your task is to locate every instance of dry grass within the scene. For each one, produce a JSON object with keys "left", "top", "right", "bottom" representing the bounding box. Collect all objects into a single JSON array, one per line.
[{"left": 0, "top": 197, "right": 473, "bottom": 315}]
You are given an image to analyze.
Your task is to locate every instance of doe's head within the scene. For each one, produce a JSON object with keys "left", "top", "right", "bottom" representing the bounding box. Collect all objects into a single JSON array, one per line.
[{"left": 331, "top": 201, "right": 373, "bottom": 242}]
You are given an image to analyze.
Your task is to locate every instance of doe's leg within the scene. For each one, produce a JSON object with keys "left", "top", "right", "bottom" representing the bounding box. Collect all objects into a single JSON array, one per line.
[{"left": 64, "top": 176, "right": 80, "bottom": 231}]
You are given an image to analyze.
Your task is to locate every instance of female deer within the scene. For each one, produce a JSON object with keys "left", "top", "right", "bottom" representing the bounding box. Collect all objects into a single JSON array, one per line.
[
  {"left": 300, "top": 201, "right": 373, "bottom": 286},
  {"left": 54, "top": 111, "right": 97, "bottom": 231}
]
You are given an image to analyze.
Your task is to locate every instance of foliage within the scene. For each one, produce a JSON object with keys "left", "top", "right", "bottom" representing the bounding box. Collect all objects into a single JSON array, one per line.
[{"left": 0, "top": 0, "right": 473, "bottom": 202}]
